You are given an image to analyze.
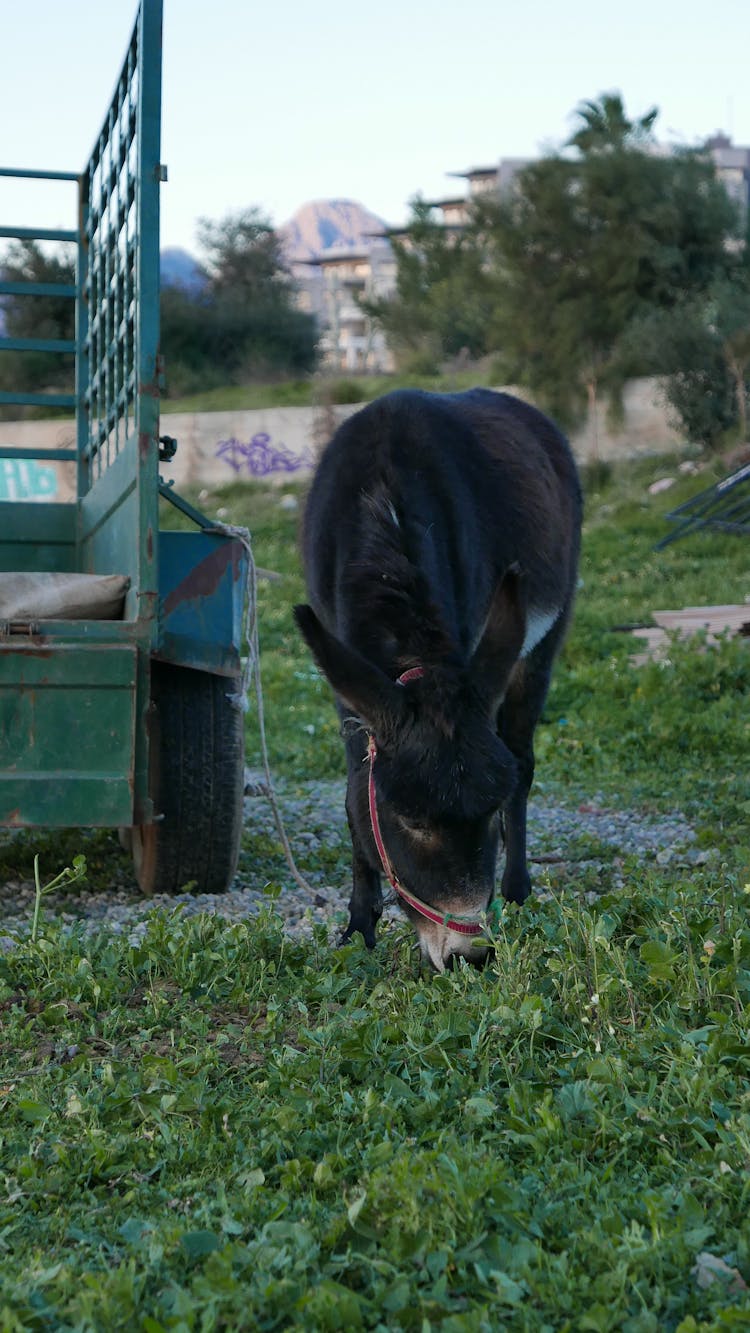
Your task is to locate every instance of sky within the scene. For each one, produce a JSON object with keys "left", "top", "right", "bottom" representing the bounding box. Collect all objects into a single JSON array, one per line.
[{"left": 2, "top": 0, "right": 750, "bottom": 257}]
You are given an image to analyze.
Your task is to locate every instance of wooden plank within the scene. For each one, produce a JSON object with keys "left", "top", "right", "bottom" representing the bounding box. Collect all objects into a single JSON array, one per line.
[
  {"left": 629, "top": 603, "right": 750, "bottom": 665},
  {"left": 631, "top": 628, "right": 669, "bottom": 644},
  {"left": 653, "top": 605, "right": 750, "bottom": 630}
]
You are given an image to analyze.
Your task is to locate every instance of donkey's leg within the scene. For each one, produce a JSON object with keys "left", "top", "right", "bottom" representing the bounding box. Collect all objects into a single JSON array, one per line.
[
  {"left": 341, "top": 779, "right": 383, "bottom": 947},
  {"left": 498, "top": 648, "right": 555, "bottom": 905}
]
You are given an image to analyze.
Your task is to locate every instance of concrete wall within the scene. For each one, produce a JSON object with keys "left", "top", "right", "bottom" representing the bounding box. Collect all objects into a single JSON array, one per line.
[{"left": 0, "top": 377, "right": 683, "bottom": 503}]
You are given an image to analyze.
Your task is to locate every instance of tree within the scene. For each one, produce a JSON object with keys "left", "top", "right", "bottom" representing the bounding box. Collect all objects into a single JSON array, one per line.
[
  {"left": 0, "top": 240, "right": 76, "bottom": 411},
  {"left": 160, "top": 208, "right": 318, "bottom": 394},
  {"left": 708, "top": 275, "right": 750, "bottom": 439},
  {"left": 364, "top": 198, "right": 495, "bottom": 372},
  {"left": 633, "top": 267, "right": 750, "bottom": 449},
  {"left": 473, "top": 94, "right": 739, "bottom": 430},
  {"left": 568, "top": 93, "right": 657, "bottom": 154},
  {"left": 197, "top": 210, "right": 290, "bottom": 301},
  {"left": 632, "top": 303, "right": 736, "bottom": 450}
]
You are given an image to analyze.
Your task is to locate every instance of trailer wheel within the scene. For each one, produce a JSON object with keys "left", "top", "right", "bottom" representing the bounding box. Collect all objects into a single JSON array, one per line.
[{"left": 131, "top": 662, "right": 245, "bottom": 895}]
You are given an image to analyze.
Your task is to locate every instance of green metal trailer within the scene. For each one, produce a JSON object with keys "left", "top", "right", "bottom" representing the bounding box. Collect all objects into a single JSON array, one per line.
[{"left": 0, "top": 0, "right": 247, "bottom": 894}]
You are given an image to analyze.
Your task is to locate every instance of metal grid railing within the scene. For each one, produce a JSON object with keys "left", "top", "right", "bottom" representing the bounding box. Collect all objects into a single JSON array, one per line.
[
  {"left": 80, "top": 0, "right": 163, "bottom": 489},
  {"left": 0, "top": 0, "right": 163, "bottom": 496},
  {"left": 656, "top": 461, "right": 750, "bottom": 548},
  {"left": 0, "top": 169, "right": 79, "bottom": 425}
]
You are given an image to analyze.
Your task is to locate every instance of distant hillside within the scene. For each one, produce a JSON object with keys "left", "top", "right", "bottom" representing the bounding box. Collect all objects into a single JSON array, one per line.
[
  {"left": 0, "top": 248, "right": 205, "bottom": 336},
  {"left": 160, "top": 247, "right": 207, "bottom": 293},
  {"left": 279, "top": 199, "right": 387, "bottom": 262}
]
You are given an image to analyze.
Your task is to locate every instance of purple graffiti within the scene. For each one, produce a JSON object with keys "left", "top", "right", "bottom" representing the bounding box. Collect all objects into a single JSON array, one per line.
[{"left": 215, "top": 432, "right": 312, "bottom": 477}]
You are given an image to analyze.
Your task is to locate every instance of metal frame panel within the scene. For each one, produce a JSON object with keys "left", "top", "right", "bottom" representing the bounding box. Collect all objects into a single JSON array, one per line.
[
  {"left": 0, "top": 644, "right": 137, "bottom": 827},
  {"left": 78, "top": 0, "right": 163, "bottom": 628},
  {"left": 0, "top": 169, "right": 79, "bottom": 413},
  {"left": 0, "top": 0, "right": 164, "bottom": 827},
  {"left": 656, "top": 462, "right": 750, "bottom": 548}
]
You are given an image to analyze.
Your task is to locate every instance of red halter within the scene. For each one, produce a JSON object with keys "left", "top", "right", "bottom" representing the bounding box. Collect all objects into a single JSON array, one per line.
[{"left": 366, "top": 668, "right": 485, "bottom": 938}]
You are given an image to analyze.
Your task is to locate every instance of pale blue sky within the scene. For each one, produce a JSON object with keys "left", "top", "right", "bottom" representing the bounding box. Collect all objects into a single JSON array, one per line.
[{"left": 3, "top": 0, "right": 749, "bottom": 254}]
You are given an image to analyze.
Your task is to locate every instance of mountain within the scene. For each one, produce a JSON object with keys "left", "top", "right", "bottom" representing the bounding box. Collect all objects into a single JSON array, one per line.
[
  {"left": 279, "top": 199, "right": 388, "bottom": 263},
  {"left": 160, "top": 247, "right": 207, "bottom": 293}
]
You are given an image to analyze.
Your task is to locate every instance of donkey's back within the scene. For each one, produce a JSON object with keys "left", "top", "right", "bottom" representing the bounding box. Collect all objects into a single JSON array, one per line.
[{"left": 303, "top": 388, "right": 581, "bottom": 667}]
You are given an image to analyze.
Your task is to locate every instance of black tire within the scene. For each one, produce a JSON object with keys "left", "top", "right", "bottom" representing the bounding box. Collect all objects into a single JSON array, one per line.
[{"left": 131, "top": 662, "right": 245, "bottom": 895}]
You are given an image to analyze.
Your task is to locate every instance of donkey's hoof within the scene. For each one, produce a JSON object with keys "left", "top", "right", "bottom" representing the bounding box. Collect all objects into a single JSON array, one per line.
[
  {"left": 501, "top": 869, "right": 532, "bottom": 906},
  {"left": 339, "top": 920, "right": 377, "bottom": 950}
]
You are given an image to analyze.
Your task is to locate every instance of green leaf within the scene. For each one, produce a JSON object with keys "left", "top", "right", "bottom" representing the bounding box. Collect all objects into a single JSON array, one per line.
[
  {"left": 118, "top": 1218, "right": 153, "bottom": 1247},
  {"left": 18, "top": 1099, "right": 52, "bottom": 1124},
  {"left": 313, "top": 1159, "right": 334, "bottom": 1188},
  {"left": 181, "top": 1230, "right": 221, "bottom": 1259},
  {"left": 640, "top": 939, "right": 678, "bottom": 981},
  {"left": 556, "top": 1081, "right": 599, "bottom": 1121},
  {"left": 240, "top": 1167, "right": 265, "bottom": 1190},
  {"left": 464, "top": 1095, "right": 496, "bottom": 1122}
]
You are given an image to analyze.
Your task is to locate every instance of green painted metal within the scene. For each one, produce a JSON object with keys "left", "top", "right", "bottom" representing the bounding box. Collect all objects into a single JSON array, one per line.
[
  {"left": 0, "top": 0, "right": 164, "bottom": 827},
  {"left": 0, "top": 645, "right": 136, "bottom": 688},
  {"left": 0, "top": 646, "right": 137, "bottom": 827},
  {"left": 0, "top": 0, "right": 247, "bottom": 835},
  {"left": 0, "top": 226, "right": 78, "bottom": 243},
  {"left": 0, "top": 337, "right": 76, "bottom": 354},
  {"left": 0, "top": 503, "right": 76, "bottom": 555},
  {"left": 76, "top": 0, "right": 164, "bottom": 823},
  {"left": 157, "top": 531, "right": 248, "bottom": 676},
  {"left": 0, "top": 177, "right": 78, "bottom": 414},
  {"left": 0, "top": 449, "right": 77, "bottom": 462},
  {"left": 0, "top": 391, "right": 77, "bottom": 408},
  {"left": 0, "top": 168, "right": 78, "bottom": 182},
  {"left": 0, "top": 282, "right": 77, "bottom": 298},
  {"left": 0, "top": 623, "right": 144, "bottom": 645}
]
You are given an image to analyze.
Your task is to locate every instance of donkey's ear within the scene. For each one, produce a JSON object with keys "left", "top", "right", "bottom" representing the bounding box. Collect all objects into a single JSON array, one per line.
[
  {"left": 470, "top": 566, "right": 527, "bottom": 705},
  {"left": 294, "top": 605, "right": 407, "bottom": 735}
]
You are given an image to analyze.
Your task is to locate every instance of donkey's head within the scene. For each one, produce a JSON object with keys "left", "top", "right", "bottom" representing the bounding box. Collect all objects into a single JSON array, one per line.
[{"left": 294, "top": 570, "right": 526, "bottom": 970}]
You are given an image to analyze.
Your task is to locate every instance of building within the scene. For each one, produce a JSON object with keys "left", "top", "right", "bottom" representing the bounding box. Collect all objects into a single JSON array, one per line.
[
  {"left": 704, "top": 133, "right": 750, "bottom": 213},
  {"left": 423, "top": 158, "right": 531, "bottom": 228},
  {"left": 299, "top": 242, "right": 397, "bottom": 374}
]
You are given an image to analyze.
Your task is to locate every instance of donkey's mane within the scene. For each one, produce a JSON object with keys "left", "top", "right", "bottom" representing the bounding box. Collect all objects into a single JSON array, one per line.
[{"left": 343, "top": 483, "right": 457, "bottom": 672}]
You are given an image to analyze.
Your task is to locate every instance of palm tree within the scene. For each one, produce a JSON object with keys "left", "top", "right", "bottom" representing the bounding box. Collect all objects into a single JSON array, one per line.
[{"left": 568, "top": 93, "right": 658, "bottom": 155}]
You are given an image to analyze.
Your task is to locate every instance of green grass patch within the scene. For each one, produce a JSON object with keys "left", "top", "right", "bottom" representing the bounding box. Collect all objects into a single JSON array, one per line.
[
  {"left": 2, "top": 451, "right": 750, "bottom": 1328},
  {"left": 162, "top": 368, "right": 497, "bottom": 415},
  {"left": 2, "top": 884, "right": 750, "bottom": 1329}
]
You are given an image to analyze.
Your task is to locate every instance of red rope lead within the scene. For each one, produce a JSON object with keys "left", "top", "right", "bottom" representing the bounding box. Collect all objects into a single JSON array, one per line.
[{"left": 366, "top": 728, "right": 485, "bottom": 939}]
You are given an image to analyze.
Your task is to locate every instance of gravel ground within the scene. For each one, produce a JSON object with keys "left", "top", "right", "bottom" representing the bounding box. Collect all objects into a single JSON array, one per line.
[{"left": 0, "top": 773, "right": 716, "bottom": 952}]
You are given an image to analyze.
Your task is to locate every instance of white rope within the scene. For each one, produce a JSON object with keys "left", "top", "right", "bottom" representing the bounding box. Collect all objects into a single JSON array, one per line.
[{"left": 211, "top": 521, "right": 319, "bottom": 898}]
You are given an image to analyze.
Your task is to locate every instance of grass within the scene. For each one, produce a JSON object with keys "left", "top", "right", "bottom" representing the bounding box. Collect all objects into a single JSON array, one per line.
[
  {"left": 161, "top": 369, "right": 496, "bottom": 416},
  {"left": 18, "top": 369, "right": 497, "bottom": 448},
  {"left": 1, "top": 451, "right": 750, "bottom": 1330},
  {"left": 14, "top": 369, "right": 495, "bottom": 422}
]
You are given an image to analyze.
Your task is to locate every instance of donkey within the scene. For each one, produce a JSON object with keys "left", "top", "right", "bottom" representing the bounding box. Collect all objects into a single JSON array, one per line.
[{"left": 294, "top": 388, "right": 582, "bottom": 970}]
